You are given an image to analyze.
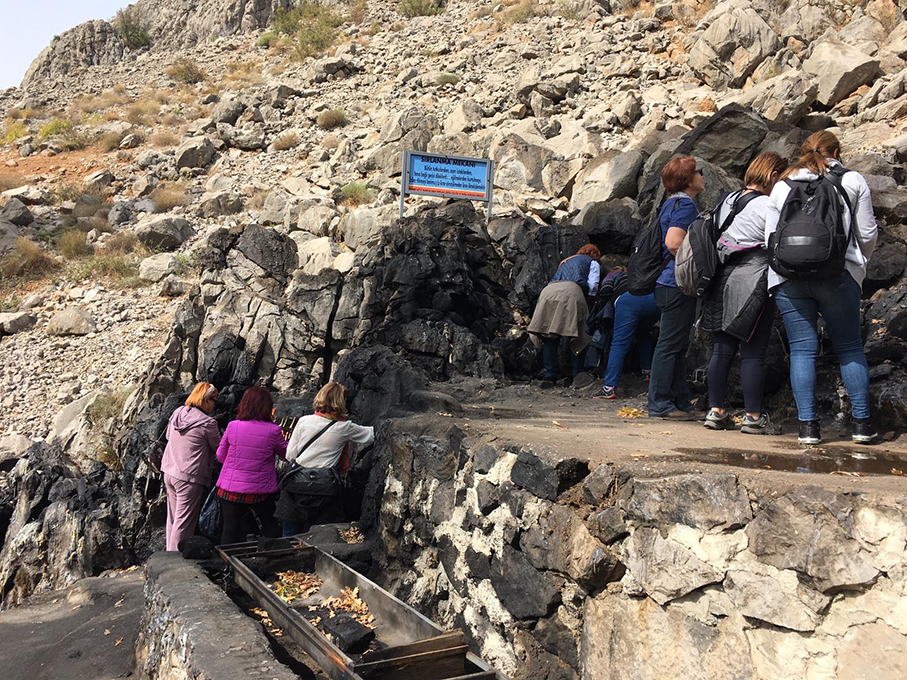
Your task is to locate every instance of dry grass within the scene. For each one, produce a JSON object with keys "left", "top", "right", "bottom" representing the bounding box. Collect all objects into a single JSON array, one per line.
[
  {"left": 56, "top": 230, "right": 95, "bottom": 259},
  {"left": 321, "top": 133, "right": 341, "bottom": 149},
  {"left": 316, "top": 109, "right": 348, "bottom": 129},
  {"left": 149, "top": 130, "right": 180, "bottom": 147},
  {"left": 0, "top": 237, "right": 59, "bottom": 280},
  {"left": 126, "top": 99, "right": 160, "bottom": 126},
  {"left": 223, "top": 60, "right": 264, "bottom": 87},
  {"left": 5, "top": 108, "right": 22, "bottom": 120},
  {"left": 87, "top": 387, "right": 134, "bottom": 423},
  {"left": 496, "top": 0, "right": 546, "bottom": 25},
  {"left": 71, "top": 89, "right": 131, "bottom": 115},
  {"left": 149, "top": 183, "right": 187, "bottom": 212},
  {"left": 398, "top": 0, "right": 444, "bottom": 18},
  {"left": 165, "top": 58, "right": 207, "bottom": 84},
  {"left": 435, "top": 73, "right": 460, "bottom": 86},
  {"left": 271, "top": 130, "right": 300, "bottom": 151},
  {"left": 63, "top": 253, "right": 145, "bottom": 289},
  {"left": 99, "top": 130, "right": 128, "bottom": 152},
  {"left": 248, "top": 189, "right": 269, "bottom": 209},
  {"left": 53, "top": 182, "right": 108, "bottom": 207},
  {"left": 0, "top": 173, "right": 25, "bottom": 192},
  {"left": 103, "top": 232, "right": 139, "bottom": 255}
]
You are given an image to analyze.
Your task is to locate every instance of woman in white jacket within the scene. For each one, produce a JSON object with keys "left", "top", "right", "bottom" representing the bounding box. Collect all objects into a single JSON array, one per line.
[{"left": 764, "top": 131, "right": 878, "bottom": 445}]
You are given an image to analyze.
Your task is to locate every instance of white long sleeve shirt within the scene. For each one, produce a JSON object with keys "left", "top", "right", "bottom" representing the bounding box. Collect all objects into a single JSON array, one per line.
[
  {"left": 286, "top": 414, "right": 375, "bottom": 469},
  {"left": 763, "top": 160, "right": 878, "bottom": 290}
]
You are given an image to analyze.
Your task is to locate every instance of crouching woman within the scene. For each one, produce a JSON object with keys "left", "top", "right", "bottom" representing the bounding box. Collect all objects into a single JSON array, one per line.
[{"left": 277, "top": 383, "right": 375, "bottom": 537}]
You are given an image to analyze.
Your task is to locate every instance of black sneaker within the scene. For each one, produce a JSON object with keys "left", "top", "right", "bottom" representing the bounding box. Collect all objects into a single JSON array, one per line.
[
  {"left": 593, "top": 386, "right": 616, "bottom": 399},
  {"left": 852, "top": 417, "right": 878, "bottom": 444},
  {"left": 741, "top": 413, "right": 777, "bottom": 435},
  {"left": 798, "top": 420, "right": 820, "bottom": 445}
]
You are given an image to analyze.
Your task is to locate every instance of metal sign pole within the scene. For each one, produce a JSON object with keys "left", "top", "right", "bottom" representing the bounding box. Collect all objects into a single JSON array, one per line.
[
  {"left": 399, "top": 150, "right": 409, "bottom": 220},
  {"left": 486, "top": 160, "right": 494, "bottom": 225}
]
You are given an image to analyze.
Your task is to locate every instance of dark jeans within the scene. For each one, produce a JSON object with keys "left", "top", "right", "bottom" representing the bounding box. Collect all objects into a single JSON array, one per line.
[
  {"left": 648, "top": 286, "right": 697, "bottom": 416},
  {"left": 773, "top": 272, "right": 869, "bottom": 420},
  {"left": 707, "top": 299, "right": 775, "bottom": 414},
  {"left": 603, "top": 292, "right": 659, "bottom": 388},
  {"left": 542, "top": 337, "right": 587, "bottom": 380},
  {"left": 219, "top": 495, "right": 279, "bottom": 545}
]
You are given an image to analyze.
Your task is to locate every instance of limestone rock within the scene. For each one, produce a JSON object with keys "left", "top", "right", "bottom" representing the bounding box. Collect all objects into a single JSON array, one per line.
[
  {"left": 84, "top": 169, "right": 115, "bottom": 190},
  {"left": 444, "top": 99, "right": 483, "bottom": 134},
  {"left": 0, "top": 433, "right": 32, "bottom": 468},
  {"left": 623, "top": 473, "right": 753, "bottom": 532},
  {"left": 217, "top": 123, "right": 266, "bottom": 151},
  {"left": 135, "top": 216, "right": 193, "bottom": 251},
  {"left": 0, "top": 311, "right": 36, "bottom": 335},
  {"left": 1, "top": 185, "right": 49, "bottom": 205},
  {"left": 726, "top": 71, "right": 818, "bottom": 125},
  {"left": 723, "top": 568, "right": 827, "bottom": 632},
  {"left": 570, "top": 150, "right": 645, "bottom": 212},
  {"left": 802, "top": 41, "right": 881, "bottom": 107},
  {"left": 46, "top": 307, "right": 97, "bottom": 336},
  {"left": 139, "top": 253, "right": 182, "bottom": 282},
  {"left": 198, "top": 191, "right": 243, "bottom": 217},
  {"left": 175, "top": 136, "right": 216, "bottom": 169},
  {"left": 212, "top": 96, "right": 246, "bottom": 125},
  {"left": 0, "top": 220, "right": 18, "bottom": 254},
  {"left": 21, "top": 20, "right": 124, "bottom": 90},
  {"left": 745, "top": 487, "right": 881, "bottom": 592},
  {"left": 687, "top": 0, "right": 781, "bottom": 88}
]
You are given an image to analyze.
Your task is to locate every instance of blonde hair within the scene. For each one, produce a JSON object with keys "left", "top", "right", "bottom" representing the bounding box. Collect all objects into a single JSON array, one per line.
[
  {"left": 185, "top": 382, "right": 217, "bottom": 409},
  {"left": 785, "top": 130, "right": 841, "bottom": 178},
  {"left": 744, "top": 152, "right": 788, "bottom": 191},
  {"left": 313, "top": 382, "right": 348, "bottom": 418}
]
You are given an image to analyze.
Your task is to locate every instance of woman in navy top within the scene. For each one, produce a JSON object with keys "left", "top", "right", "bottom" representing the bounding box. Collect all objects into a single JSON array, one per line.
[{"left": 647, "top": 156, "right": 704, "bottom": 419}]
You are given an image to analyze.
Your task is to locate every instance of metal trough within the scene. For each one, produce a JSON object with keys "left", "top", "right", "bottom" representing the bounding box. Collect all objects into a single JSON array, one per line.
[{"left": 218, "top": 540, "right": 507, "bottom": 680}]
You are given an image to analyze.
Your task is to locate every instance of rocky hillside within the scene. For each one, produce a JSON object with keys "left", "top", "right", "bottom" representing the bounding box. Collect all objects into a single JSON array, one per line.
[{"left": 2, "top": 0, "right": 907, "bottom": 609}]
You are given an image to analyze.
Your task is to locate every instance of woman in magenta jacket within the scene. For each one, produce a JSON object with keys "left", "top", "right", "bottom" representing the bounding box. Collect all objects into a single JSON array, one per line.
[{"left": 216, "top": 386, "right": 287, "bottom": 544}]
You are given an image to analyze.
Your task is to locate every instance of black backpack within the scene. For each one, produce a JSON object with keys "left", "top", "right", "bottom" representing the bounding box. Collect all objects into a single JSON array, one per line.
[
  {"left": 675, "top": 190, "right": 763, "bottom": 298},
  {"left": 627, "top": 201, "right": 678, "bottom": 296},
  {"left": 768, "top": 166, "right": 855, "bottom": 280}
]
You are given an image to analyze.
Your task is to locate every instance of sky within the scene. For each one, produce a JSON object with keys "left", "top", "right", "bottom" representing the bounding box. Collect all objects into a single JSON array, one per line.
[{"left": 0, "top": 1, "right": 128, "bottom": 89}]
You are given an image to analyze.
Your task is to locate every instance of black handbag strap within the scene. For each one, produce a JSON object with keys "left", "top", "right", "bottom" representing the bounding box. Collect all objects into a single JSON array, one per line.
[{"left": 284, "top": 419, "right": 338, "bottom": 476}]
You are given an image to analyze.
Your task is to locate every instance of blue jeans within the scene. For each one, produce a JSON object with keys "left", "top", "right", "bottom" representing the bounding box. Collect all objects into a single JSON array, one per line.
[
  {"left": 648, "top": 286, "right": 697, "bottom": 416},
  {"left": 773, "top": 272, "right": 870, "bottom": 420},
  {"left": 604, "top": 293, "right": 659, "bottom": 388},
  {"left": 542, "top": 338, "right": 587, "bottom": 380}
]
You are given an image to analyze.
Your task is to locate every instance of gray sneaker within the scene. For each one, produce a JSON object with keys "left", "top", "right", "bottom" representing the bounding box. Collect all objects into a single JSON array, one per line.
[
  {"left": 704, "top": 411, "right": 734, "bottom": 430},
  {"left": 741, "top": 413, "right": 774, "bottom": 435}
]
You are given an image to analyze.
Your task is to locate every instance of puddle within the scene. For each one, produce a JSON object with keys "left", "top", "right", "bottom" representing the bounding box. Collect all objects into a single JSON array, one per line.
[{"left": 674, "top": 447, "right": 907, "bottom": 477}]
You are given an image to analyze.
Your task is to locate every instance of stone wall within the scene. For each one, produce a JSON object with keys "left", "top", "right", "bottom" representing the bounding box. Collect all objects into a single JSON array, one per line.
[
  {"left": 135, "top": 552, "right": 296, "bottom": 680},
  {"left": 360, "top": 418, "right": 907, "bottom": 679}
]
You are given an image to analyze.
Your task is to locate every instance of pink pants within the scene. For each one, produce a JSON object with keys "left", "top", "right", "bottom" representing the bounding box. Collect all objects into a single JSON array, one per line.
[{"left": 164, "top": 474, "right": 205, "bottom": 551}]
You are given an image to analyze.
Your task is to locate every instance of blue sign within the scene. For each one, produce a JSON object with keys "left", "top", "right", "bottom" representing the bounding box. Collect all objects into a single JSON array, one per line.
[{"left": 400, "top": 151, "right": 494, "bottom": 222}]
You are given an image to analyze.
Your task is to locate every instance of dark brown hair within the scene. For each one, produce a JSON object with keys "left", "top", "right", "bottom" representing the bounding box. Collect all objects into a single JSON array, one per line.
[
  {"left": 786, "top": 131, "right": 841, "bottom": 178},
  {"left": 577, "top": 244, "right": 601, "bottom": 262},
  {"left": 744, "top": 152, "right": 789, "bottom": 190},
  {"left": 237, "top": 386, "right": 274, "bottom": 422},
  {"left": 661, "top": 156, "right": 698, "bottom": 193}
]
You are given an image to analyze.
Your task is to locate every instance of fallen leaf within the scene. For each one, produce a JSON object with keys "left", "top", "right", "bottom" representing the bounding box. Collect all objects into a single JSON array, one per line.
[
  {"left": 103, "top": 629, "right": 111, "bottom": 636},
  {"left": 114, "top": 597, "right": 125, "bottom": 608},
  {"left": 616, "top": 406, "right": 645, "bottom": 418},
  {"left": 552, "top": 420, "right": 568, "bottom": 430},
  {"left": 892, "top": 468, "right": 904, "bottom": 476},
  {"left": 115, "top": 638, "right": 123, "bottom": 647}
]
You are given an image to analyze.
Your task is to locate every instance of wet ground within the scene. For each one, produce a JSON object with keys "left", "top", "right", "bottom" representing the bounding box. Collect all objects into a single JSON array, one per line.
[{"left": 441, "top": 377, "right": 907, "bottom": 499}]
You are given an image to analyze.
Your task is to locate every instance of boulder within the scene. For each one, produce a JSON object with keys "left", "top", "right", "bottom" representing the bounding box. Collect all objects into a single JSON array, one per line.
[
  {"left": 569, "top": 150, "right": 645, "bottom": 212},
  {"left": 725, "top": 71, "right": 818, "bottom": 125},
  {"left": 587, "top": 507, "right": 628, "bottom": 544},
  {"left": 572, "top": 198, "right": 642, "bottom": 254},
  {"left": 623, "top": 473, "right": 753, "bottom": 532},
  {"left": 582, "top": 464, "right": 615, "bottom": 506},
  {"left": 0, "top": 311, "right": 36, "bottom": 335},
  {"left": 340, "top": 204, "right": 397, "bottom": 250},
  {"left": 46, "top": 307, "right": 97, "bottom": 336},
  {"left": 174, "top": 136, "right": 216, "bottom": 169},
  {"left": 622, "top": 527, "right": 724, "bottom": 604},
  {"left": 135, "top": 216, "right": 193, "bottom": 251},
  {"left": 1, "top": 198, "right": 34, "bottom": 226},
  {"left": 509, "top": 451, "right": 587, "bottom": 501},
  {"left": 0, "top": 220, "right": 18, "bottom": 254},
  {"left": 1, "top": 185, "right": 49, "bottom": 205},
  {"left": 488, "top": 544, "right": 562, "bottom": 619},
  {"left": 212, "top": 96, "right": 246, "bottom": 125},
  {"left": 443, "top": 99, "right": 483, "bottom": 134},
  {"left": 723, "top": 568, "right": 828, "bottom": 632},
  {"left": 687, "top": 0, "right": 781, "bottom": 88},
  {"left": 84, "top": 169, "right": 114, "bottom": 190},
  {"left": 745, "top": 486, "right": 880, "bottom": 592},
  {"left": 139, "top": 253, "right": 182, "bottom": 282},
  {"left": 0, "top": 433, "right": 32, "bottom": 468},
  {"left": 802, "top": 41, "right": 881, "bottom": 107},
  {"left": 217, "top": 123, "right": 266, "bottom": 151},
  {"left": 198, "top": 191, "right": 243, "bottom": 217}
]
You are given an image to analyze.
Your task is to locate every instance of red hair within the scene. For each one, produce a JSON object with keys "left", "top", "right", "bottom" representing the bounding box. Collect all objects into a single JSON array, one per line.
[
  {"left": 577, "top": 244, "right": 601, "bottom": 262},
  {"left": 236, "top": 386, "right": 274, "bottom": 422},
  {"left": 661, "top": 156, "right": 697, "bottom": 193}
]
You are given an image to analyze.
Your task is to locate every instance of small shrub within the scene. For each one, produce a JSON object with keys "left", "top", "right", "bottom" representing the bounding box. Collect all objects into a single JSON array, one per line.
[
  {"left": 165, "top": 58, "right": 206, "bottom": 84},
  {"left": 3, "top": 121, "right": 28, "bottom": 144},
  {"left": 149, "top": 183, "right": 187, "bottom": 212},
  {"left": 0, "top": 173, "right": 25, "bottom": 191},
  {"left": 398, "top": 0, "right": 444, "bottom": 18},
  {"left": 0, "top": 237, "right": 58, "bottom": 280},
  {"left": 38, "top": 118, "right": 73, "bottom": 141},
  {"left": 5, "top": 108, "right": 22, "bottom": 120},
  {"left": 271, "top": 130, "right": 300, "bottom": 151},
  {"left": 149, "top": 130, "right": 179, "bottom": 147},
  {"left": 558, "top": 0, "right": 583, "bottom": 20},
  {"left": 87, "top": 387, "right": 134, "bottom": 423},
  {"left": 126, "top": 99, "right": 159, "bottom": 126},
  {"left": 99, "top": 130, "right": 128, "bottom": 151},
  {"left": 114, "top": 8, "right": 151, "bottom": 49},
  {"left": 321, "top": 133, "right": 341, "bottom": 149},
  {"left": 497, "top": 0, "right": 545, "bottom": 24},
  {"left": 296, "top": 20, "right": 338, "bottom": 59},
  {"left": 316, "top": 109, "right": 347, "bottom": 129},
  {"left": 248, "top": 189, "right": 269, "bottom": 209},
  {"left": 59, "top": 129, "right": 94, "bottom": 151},
  {"left": 341, "top": 181, "right": 372, "bottom": 206},
  {"left": 257, "top": 31, "right": 277, "bottom": 47},
  {"left": 53, "top": 182, "right": 108, "bottom": 206},
  {"left": 56, "top": 230, "right": 94, "bottom": 259},
  {"left": 64, "top": 253, "right": 143, "bottom": 287},
  {"left": 435, "top": 73, "right": 460, "bottom": 86},
  {"left": 103, "top": 232, "right": 138, "bottom": 255},
  {"left": 224, "top": 59, "right": 263, "bottom": 86}
]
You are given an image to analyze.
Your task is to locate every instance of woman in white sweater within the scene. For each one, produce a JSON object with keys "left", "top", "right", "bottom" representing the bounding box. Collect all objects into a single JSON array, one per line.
[
  {"left": 276, "top": 382, "right": 375, "bottom": 536},
  {"left": 763, "top": 131, "right": 878, "bottom": 445}
]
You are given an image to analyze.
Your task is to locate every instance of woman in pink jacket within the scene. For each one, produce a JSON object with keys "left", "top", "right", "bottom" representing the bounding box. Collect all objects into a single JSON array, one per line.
[
  {"left": 162, "top": 382, "right": 221, "bottom": 551},
  {"left": 216, "top": 386, "right": 287, "bottom": 544}
]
